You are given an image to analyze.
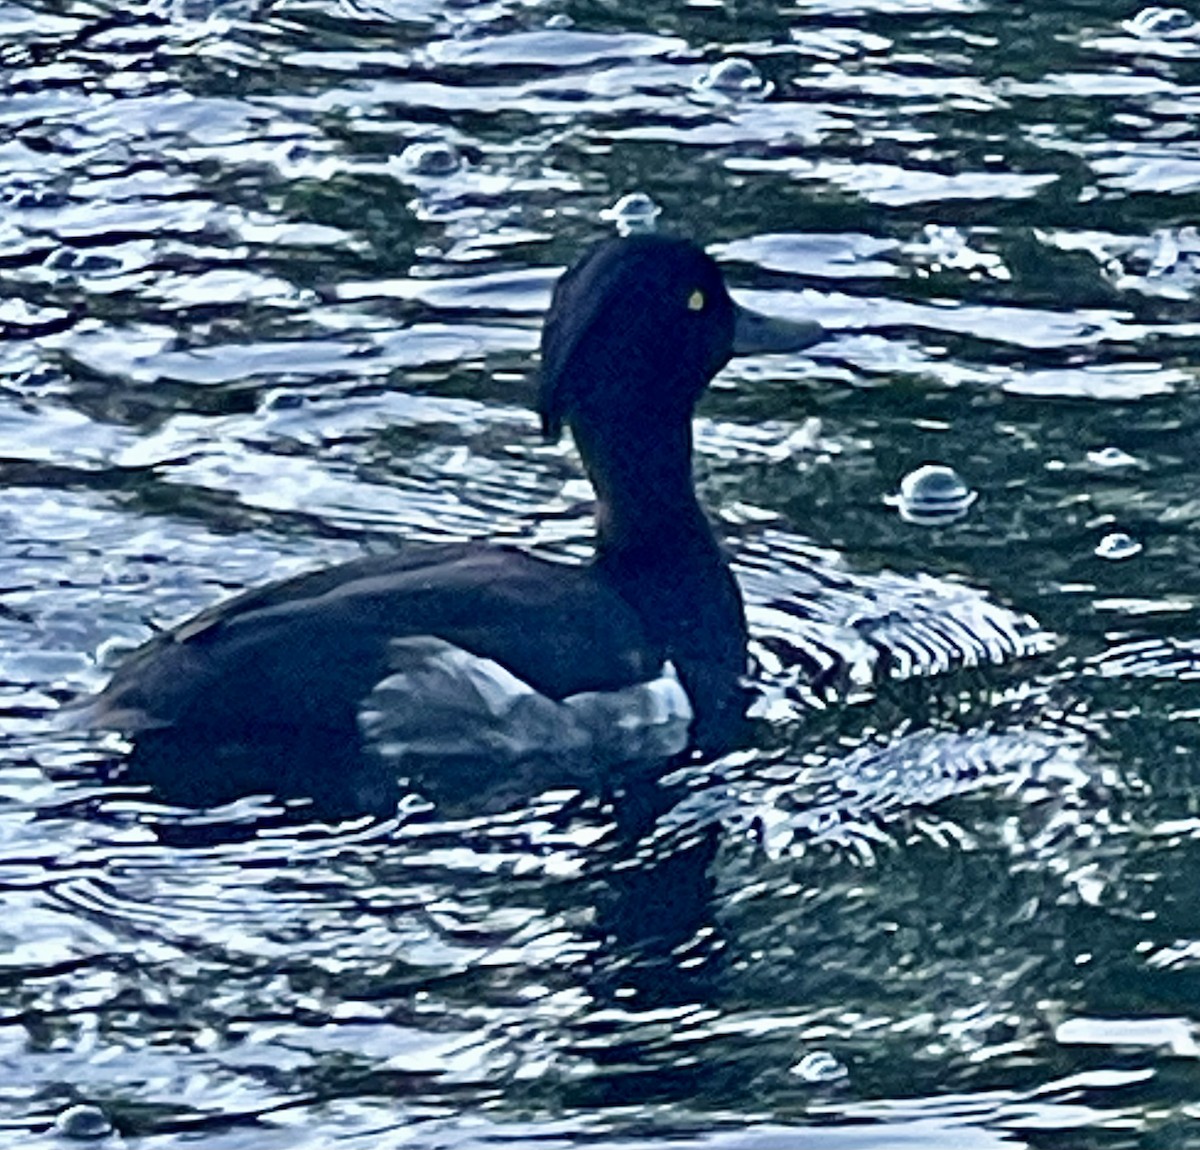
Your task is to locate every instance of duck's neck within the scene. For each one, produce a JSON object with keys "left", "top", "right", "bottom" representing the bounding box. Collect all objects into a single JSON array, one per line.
[
  {"left": 571, "top": 410, "right": 748, "bottom": 755},
  {"left": 571, "top": 415, "right": 717, "bottom": 565}
]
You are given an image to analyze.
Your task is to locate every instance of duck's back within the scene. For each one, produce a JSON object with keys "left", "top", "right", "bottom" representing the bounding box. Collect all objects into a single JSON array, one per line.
[{"left": 89, "top": 543, "right": 668, "bottom": 743}]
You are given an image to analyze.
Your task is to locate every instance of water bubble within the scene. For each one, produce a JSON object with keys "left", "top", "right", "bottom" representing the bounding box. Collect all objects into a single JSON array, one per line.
[
  {"left": 44, "top": 248, "right": 123, "bottom": 275},
  {"left": 54, "top": 1104, "right": 113, "bottom": 1140},
  {"left": 398, "top": 140, "right": 461, "bottom": 177},
  {"left": 1096, "top": 532, "right": 1143, "bottom": 560},
  {"left": 261, "top": 388, "right": 306, "bottom": 412},
  {"left": 1123, "top": 7, "right": 1199, "bottom": 39},
  {"left": 600, "top": 192, "right": 662, "bottom": 236},
  {"left": 545, "top": 12, "right": 573, "bottom": 28},
  {"left": 791, "top": 1050, "right": 849, "bottom": 1083},
  {"left": 1087, "top": 446, "right": 1139, "bottom": 469},
  {"left": 886, "top": 464, "right": 977, "bottom": 525},
  {"left": 694, "top": 57, "right": 771, "bottom": 99}
]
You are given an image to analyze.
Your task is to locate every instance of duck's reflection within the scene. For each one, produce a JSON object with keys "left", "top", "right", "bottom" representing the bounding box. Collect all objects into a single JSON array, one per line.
[{"left": 117, "top": 730, "right": 727, "bottom": 1004}]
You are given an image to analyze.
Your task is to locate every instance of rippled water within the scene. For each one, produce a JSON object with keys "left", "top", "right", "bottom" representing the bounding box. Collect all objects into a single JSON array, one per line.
[{"left": 4, "top": 0, "right": 1200, "bottom": 1145}]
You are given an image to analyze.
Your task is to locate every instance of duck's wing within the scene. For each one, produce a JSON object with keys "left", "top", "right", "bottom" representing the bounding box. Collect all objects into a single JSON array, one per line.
[{"left": 85, "top": 544, "right": 662, "bottom": 737}]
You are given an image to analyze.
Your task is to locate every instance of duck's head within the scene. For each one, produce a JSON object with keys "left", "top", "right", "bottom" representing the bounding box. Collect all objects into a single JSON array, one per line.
[{"left": 538, "top": 234, "right": 824, "bottom": 439}]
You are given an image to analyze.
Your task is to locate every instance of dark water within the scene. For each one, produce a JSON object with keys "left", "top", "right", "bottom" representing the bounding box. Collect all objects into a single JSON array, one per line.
[{"left": 4, "top": 0, "right": 1200, "bottom": 1144}]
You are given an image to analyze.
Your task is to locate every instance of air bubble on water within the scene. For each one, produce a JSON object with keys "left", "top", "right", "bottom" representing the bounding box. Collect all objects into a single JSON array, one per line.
[
  {"left": 54, "top": 1105, "right": 113, "bottom": 1141},
  {"left": 261, "top": 388, "right": 307, "bottom": 412},
  {"left": 693, "top": 57, "right": 772, "bottom": 100},
  {"left": 791, "top": 1050, "right": 849, "bottom": 1083},
  {"left": 1123, "top": 7, "right": 1199, "bottom": 40},
  {"left": 600, "top": 193, "right": 662, "bottom": 236},
  {"left": 1096, "top": 532, "right": 1142, "bottom": 560},
  {"left": 397, "top": 141, "right": 462, "bottom": 178},
  {"left": 1087, "top": 446, "right": 1140, "bottom": 469},
  {"left": 886, "top": 463, "right": 978, "bottom": 525}
]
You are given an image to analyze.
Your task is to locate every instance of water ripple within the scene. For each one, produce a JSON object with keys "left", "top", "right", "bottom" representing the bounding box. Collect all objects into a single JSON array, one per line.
[{"left": 2, "top": 0, "right": 1199, "bottom": 1142}]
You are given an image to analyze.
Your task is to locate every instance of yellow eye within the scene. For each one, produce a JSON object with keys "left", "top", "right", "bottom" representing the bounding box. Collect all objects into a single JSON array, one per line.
[{"left": 687, "top": 289, "right": 706, "bottom": 311}]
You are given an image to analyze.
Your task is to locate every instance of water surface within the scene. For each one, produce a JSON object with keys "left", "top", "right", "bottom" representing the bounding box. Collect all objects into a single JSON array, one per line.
[{"left": 3, "top": 0, "right": 1200, "bottom": 1145}]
